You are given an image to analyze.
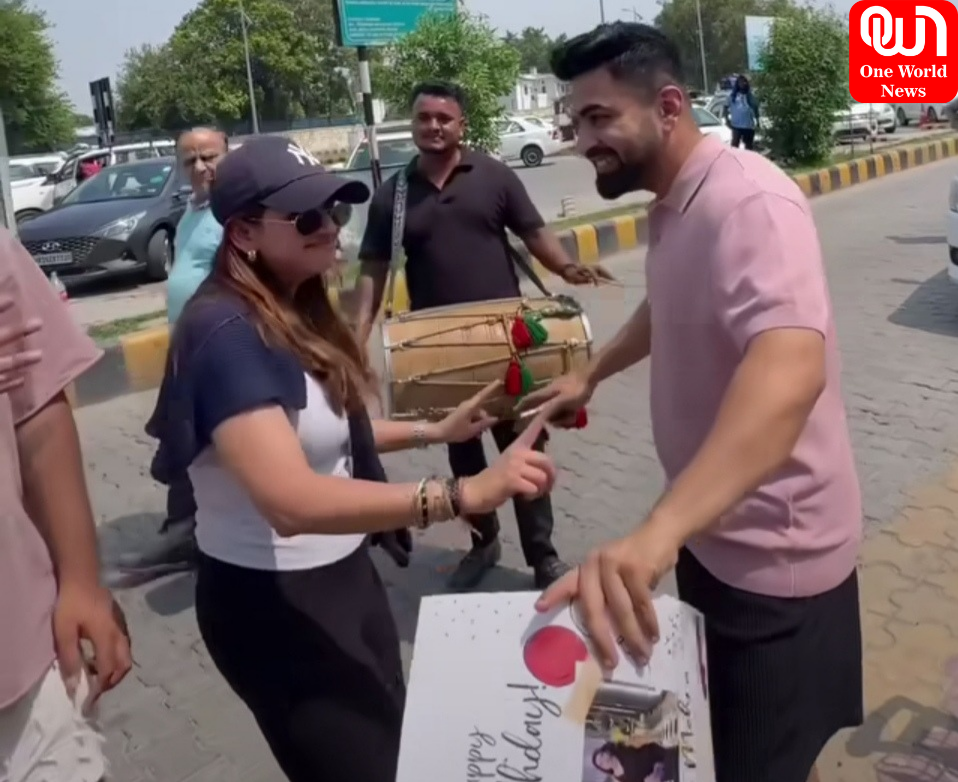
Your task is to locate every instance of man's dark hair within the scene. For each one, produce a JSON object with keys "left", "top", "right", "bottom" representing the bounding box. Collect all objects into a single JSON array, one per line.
[
  {"left": 409, "top": 80, "right": 468, "bottom": 111},
  {"left": 550, "top": 22, "right": 685, "bottom": 93}
]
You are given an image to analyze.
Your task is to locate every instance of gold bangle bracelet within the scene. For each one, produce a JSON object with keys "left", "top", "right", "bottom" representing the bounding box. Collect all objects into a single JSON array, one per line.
[
  {"left": 425, "top": 478, "right": 455, "bottom": 524},
  {"left": 413, "top": 479, "right": 429, "bottom": 529}
]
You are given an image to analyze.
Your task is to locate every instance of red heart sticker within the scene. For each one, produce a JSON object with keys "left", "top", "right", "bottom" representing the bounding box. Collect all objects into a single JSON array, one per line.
[{"left": 522, "top": 626, "right": 589, "bottom": 687}]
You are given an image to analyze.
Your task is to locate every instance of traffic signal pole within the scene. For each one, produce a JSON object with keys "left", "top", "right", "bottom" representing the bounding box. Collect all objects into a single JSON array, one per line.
[{"left": 0, "top": 106, "right": 16, "bottom": 235}]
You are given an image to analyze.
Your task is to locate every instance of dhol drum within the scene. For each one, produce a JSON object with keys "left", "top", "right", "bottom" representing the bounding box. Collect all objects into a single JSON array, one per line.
[{"left": 381, "top": 295, "right": 593, "bottom": 421}]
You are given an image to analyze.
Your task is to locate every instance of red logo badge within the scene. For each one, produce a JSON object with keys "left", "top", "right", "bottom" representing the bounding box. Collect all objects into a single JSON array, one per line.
[{"left": 849, "top": 0, "right": 958, "bottom": 103}]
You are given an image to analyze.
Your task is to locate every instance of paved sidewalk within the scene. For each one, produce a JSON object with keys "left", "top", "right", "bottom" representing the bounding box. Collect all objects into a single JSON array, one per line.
[
  {"left": 77, "top": 159, "right": 958, "bottom": 781},
  {"left": 821, "top": 461, "right": 958, "bottom": 781}
]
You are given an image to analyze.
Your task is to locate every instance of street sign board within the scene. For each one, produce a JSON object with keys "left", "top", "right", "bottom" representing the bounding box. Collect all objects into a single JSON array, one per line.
[
  {"left": 89, "top": 77, "right": 116, "bottom": 147},
  {"left": 333, "top": 0, "right": 456, "bottom": 47},
  {"left": 744, "top": 16, "right": 775, "bottom": 71}
]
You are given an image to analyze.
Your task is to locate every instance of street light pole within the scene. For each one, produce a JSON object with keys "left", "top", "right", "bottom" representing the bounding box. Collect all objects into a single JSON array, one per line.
[
  {"left": 0, "top": 106, "right": 15, "bottom": 235},
  {"left": 694, "top": 0, "right": 709, "bottom": 92},
  {"left": 238, "top": 0, "right": 260, "bottom": 134},
  {"left": 599, "top": 0, "right": 606, "bottom": 22}
]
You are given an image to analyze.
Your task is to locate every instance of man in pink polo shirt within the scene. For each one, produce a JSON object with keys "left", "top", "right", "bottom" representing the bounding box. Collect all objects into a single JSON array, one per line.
[
  {"left": 0, "top": 227, "right": 132, "bottom": 779},
  {"left": 528, "top": 23, "right": 863, "bottom": 782}
]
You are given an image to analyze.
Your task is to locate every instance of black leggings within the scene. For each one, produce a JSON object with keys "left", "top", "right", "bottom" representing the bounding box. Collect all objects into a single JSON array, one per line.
[
  {"left": 195, "top": 545, "right": 405, "bottom": 782},
  {"left": 730, "top": 127, "right": 756, "bottom": 150}
]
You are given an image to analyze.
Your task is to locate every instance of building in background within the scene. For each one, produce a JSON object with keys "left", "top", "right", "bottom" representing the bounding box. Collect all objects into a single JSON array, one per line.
[{"left": 499, "top": 68, "right": 568, "bottom": 114}]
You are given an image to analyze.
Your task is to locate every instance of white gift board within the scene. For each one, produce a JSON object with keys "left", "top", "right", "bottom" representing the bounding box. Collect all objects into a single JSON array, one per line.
[{"left": 397, "top": 592, "right": 715, "bottom": 782}]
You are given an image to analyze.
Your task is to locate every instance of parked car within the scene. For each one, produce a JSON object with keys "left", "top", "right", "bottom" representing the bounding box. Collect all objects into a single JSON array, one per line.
[
  {"left": 344, "top": 130, "right": 420, "bottom": 172},
  {"left": 12, "top": 141, "right": 175, "bottom": 224},
  {"left": 48, "top": 140, "right": 176, "bottom": 206},
  {"left": 9, "top": 154, "right": 64, "bottom": 182},
  {"left": 704, "top": 91, "right": 732, "bottom": 121},
  {"left": 833, "top": 101, "right": 896, "bottom": 138},
  {"left": 8, "top": 154, "right": 65, "bottom": 226},
  {"left": 692, "top": 106, "right": 733, "bottom": 144},
  {"left": 344, "top": 116, "right": 567, "bottom": 172},
  {"left": 17, "top": 157, "right": 189, "bottom": 284},
  {"left": 947, "top": 176, "right": 958, "bottom": 284},
  {"left": 496, "top": 116, "right": 570, "bottom": 167},
  {"left": 893, "top": 97, "right": 958, "bottom": 126}
]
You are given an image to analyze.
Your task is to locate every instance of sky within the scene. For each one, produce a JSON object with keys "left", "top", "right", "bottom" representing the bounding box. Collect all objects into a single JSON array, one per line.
[{"left": 35, "top": 0, "right": 854, "bottom": 110}]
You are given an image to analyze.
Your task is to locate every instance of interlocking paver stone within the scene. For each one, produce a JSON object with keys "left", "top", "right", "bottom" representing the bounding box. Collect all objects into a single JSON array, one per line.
[{"left": 74, "top": 158, "right": 958, "bottom": 780}]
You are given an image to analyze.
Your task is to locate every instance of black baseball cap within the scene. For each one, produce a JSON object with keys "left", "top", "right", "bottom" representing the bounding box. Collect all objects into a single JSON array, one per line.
[{"left": 210, "top": 135, "right": 370, "bottom": 224}]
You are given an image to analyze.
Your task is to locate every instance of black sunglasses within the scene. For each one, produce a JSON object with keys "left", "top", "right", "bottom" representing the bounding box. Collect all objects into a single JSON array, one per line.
[{"left": 253, "top": 202, "right": 353, "bottom": 235}]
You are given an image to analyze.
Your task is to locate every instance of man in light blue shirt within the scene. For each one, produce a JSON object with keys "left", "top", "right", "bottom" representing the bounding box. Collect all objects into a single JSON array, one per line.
[
  {"left": 115, "top": 128, "right": 226, "bottom": 580},
  {"left": 167, "top": 128, "right": 227, "bottom": 322}
]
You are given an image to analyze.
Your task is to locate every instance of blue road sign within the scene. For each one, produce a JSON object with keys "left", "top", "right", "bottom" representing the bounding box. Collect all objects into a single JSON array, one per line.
[{"left": 334, "top": 0, "right": 457, "bottom": 47}]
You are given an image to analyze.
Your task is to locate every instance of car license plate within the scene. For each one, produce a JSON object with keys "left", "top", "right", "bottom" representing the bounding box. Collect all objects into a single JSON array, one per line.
[{"left": 34, "top": 252, "right": 72, "bottom": 267}]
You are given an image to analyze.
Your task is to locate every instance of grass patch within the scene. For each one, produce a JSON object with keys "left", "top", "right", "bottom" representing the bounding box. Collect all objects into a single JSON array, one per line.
[
  {"left": 784, "top": 132, "right": 952, "bottom": 173},
  {"left": 548, "top": 203, "right": 649, "bottom": 232},
  {"left": 88, "top": 309, "right": 167, "bottom": 343}
]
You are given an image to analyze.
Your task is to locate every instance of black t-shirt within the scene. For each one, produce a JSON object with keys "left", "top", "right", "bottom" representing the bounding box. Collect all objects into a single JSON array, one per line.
[{"left": 358, "top": 150, "right": 545, "bottom": 310}]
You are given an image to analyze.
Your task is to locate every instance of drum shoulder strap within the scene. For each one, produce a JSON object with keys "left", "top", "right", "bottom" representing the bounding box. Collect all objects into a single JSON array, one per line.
[
  {"left": 506, "top": 238, "right": 552, "bottom": 298},
  {"left": 384, "top": 169, "right": 409, "bottom": 318}
]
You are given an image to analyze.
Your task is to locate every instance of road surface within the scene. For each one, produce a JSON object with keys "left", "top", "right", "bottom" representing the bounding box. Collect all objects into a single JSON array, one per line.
[
  {"left": 67, "top": 127, "right": 935, "bottom": 326},
  {"left": 75, "top": 151, "right": 958, "bottom": 781}
]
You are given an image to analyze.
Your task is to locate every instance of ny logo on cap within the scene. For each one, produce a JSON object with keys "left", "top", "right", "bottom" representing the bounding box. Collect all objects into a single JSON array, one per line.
[{"left": 286, "top": 143, "right": 321, "bottom": 167}]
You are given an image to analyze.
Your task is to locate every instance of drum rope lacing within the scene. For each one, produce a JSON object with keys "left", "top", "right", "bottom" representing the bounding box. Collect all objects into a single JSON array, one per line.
[
  {"left": 386, "top": 296, "right": 590, "bottom": 427},
  {"left": 388, "top": 297, "right": 585, "bottom": 386}
]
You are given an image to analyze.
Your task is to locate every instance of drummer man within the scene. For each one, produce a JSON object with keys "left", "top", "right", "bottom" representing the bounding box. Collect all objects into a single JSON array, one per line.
[{"left": 355, "top": 80, "right": 612, "bottom": 590}]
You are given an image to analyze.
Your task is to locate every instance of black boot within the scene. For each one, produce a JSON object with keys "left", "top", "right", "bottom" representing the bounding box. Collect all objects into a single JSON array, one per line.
[
  {"left": 447, "top": 538, "right": 502, "bottom": 591},
  {"left": 533, "top": 555, "right": 572, "bottom": 590}
]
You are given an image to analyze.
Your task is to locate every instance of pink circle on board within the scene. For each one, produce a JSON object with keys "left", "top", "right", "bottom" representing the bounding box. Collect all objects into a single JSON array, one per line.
[{"left": 523, "top": 626, "right": 589, "bottom": 687}]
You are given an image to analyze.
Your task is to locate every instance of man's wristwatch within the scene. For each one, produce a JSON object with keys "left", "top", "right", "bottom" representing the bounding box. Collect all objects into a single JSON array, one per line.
[{"left": 560, "top": 263, "right": 578, "bottom": 279}]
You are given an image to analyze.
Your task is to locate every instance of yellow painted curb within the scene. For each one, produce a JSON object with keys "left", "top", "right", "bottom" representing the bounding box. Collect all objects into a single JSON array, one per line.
[
  {"left": 792, "top": 172, "right": 813, "bottom": 197},
  {"left": 120, "top": 327, "right": 171, "bottom": 391},
  {"left": 612, "top": 215, "right": 639, "bottom": 250},
  {"left": 571, "top": 223, "right": 600, "bottom": 263}
]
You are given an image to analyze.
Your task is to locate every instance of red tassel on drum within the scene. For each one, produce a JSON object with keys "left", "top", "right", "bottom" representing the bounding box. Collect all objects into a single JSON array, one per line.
[
  {"left": 504, "top": 360, "right": 524, "bottom": 396},
  {"left": 573, "top": 408, "right": 588, "bottom": 429},
  {"left": 511, "top": 316, "right": 533, "bottom": 350}
]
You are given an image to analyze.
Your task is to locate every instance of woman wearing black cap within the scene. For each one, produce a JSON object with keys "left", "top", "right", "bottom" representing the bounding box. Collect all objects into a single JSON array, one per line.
[{"left": 146, "top": 135, "right": 556, "bottom": 782}]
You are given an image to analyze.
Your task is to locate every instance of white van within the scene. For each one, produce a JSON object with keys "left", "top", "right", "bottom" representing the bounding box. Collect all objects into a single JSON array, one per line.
[{"left": 13, "top": 141, "right": 175, "bottom": 223}]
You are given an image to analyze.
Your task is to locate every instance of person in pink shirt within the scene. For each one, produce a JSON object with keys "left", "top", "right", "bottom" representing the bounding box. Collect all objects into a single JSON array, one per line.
[
  {"left": 0, "top": 227, "right": 131, "bottom": 780},
  {"left": 528, "top": 23, "right": 862, "bottom": 782}
]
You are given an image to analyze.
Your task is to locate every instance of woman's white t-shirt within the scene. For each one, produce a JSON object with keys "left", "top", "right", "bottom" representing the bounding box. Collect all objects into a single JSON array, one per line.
[{"left": 190, "top": 374, "right": 365, "bottom": 571}]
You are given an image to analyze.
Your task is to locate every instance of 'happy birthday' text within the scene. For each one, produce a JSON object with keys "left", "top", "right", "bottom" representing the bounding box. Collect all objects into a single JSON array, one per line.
[{"left": 466, "top": 684, "right": 562, "bottom": 782}]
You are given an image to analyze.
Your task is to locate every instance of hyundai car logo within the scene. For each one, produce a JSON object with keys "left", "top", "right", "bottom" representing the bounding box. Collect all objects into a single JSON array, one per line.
[{"left": 40, "top": 242, "right": 61, "bottom": 253}]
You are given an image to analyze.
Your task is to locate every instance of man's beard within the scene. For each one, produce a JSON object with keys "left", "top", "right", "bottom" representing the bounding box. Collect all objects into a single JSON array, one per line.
[{"left": 595, "top": 161, "right": 646, "bottom": 200}]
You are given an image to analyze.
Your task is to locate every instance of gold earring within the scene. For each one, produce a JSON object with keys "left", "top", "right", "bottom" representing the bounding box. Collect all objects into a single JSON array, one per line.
[{"left": 246, "top": 250, "right": 257, "bottom": 263}]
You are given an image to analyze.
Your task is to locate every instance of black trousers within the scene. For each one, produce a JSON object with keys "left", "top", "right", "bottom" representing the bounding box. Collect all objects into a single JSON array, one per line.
[
  {"left": 676, "top": 548, "right": 863, "bottom": 782},
  {"left": 446, "top": 421, "right": 557, "bottom": 566},
  {"left": 195, "top": 545, "right": 405, "bottom": 782},
  {"left": 730, "top": 127, "right": 756, "bottom": 150}
]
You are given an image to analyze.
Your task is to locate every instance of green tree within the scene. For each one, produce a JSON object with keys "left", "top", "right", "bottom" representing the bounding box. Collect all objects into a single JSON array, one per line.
[
  {"left": 379, "top": 10, "right": 521, "bottom": 152},
  {"left": 279, "top": 0, "right": 358, "bottom": 118},
  {"left": 753, "top": 8, "right": 848, "bottom": 165},
  {"left": 0, "top": 0, "right": 75, "bottom": 153},
  {"left": 116, "top": 0, "right": 356, "bottom": 132},
  {"left": 655, "top": 0, "right": 800, "bottom": 89},
  {"left": 503, "top": 27, "right": 558, "bottom": 73},
  {"left": 169, "top": 0, "right": 323, "bottom": 126},
  {"left": 116, "top": 44, "right": 191, "bottom": 131}
]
